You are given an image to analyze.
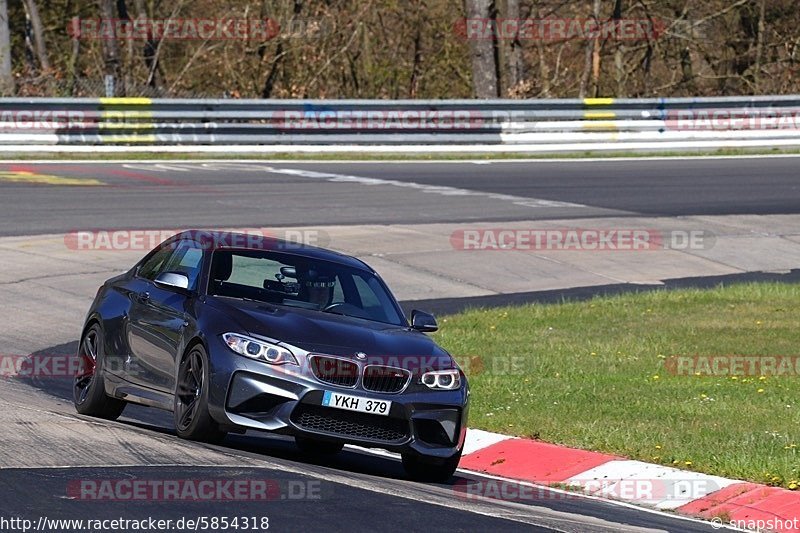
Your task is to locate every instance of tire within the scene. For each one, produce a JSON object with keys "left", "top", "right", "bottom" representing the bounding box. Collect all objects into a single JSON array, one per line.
[
  {"left": 73, "top": 324, "right": 126, "bottom": 420},
  {"left": 295, "top": 436, "right": 344, "bottom": 456},
  {"left": 402, "top": 451, "right": 461, "bottom": 483},
  {"left": 174, "top": 344, "right": 227, "bottom": 444}
]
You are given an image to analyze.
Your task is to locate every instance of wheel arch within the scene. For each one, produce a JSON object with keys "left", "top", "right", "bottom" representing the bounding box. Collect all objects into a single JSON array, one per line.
[
  {"left": 174, "top": 333, "right": 211, "bottom": 388},
  {"left": 180, "top": 333, "right": 209, "bottom": 363},
  {"left": 81, "top": 314, "right": 102, "bottom": 338}
]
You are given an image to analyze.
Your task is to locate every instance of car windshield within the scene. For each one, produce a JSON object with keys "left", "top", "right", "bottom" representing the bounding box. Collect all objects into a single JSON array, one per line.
[{"left": 208, "top": 249, "right": 406, "bottom": 326}]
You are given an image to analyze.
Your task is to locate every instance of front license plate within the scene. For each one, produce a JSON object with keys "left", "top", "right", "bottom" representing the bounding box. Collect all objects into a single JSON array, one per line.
[{"left": 321, "top": 391, "right": 391, "bottom": 416}]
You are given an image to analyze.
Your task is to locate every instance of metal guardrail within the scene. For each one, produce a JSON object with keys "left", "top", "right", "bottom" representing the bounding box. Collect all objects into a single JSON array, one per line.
[{"left": 0, "top": 96, "right": 799, "bottom": 150}]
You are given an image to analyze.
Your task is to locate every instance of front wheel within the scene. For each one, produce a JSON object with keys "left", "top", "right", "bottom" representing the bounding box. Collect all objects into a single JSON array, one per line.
[
  {"left": 174, "top": 344, "right": 227, "bottom": 444},
  {"left": 73, "top": 324, "right": 126, "bottom": 419},
  {"left": 402, "top": 451, "right": 461, "bottom": 483}
]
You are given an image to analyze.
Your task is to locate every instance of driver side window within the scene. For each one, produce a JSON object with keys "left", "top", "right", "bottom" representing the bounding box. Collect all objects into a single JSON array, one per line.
[
  {"left": 137, "top": 240, "right": 203, "bottom": 290},
  {"left": 161, "top": 240, "right": 204, "bottom": 290}
]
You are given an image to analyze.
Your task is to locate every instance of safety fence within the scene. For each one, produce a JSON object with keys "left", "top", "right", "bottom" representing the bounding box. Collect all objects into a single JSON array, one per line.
[{"left": 1, "top": 96, "right": 799, "bottom": 151}]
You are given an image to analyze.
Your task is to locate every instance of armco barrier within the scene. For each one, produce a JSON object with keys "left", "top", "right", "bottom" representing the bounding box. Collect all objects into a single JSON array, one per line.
[{"left": 1, "top": 96, "right": 800, "bottom": 151}]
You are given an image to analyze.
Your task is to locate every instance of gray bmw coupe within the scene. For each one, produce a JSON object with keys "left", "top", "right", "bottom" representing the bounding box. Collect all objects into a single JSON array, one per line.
[{"left": 73, "top": 230, "right": 468, "bottom": 482}]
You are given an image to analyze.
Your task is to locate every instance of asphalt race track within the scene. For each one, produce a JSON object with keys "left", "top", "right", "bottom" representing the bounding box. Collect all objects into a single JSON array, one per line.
[
  {"left": 0, "top": 156, "right": 799, "bottom": 236},
  {"left": 3, "top": 155, "right": 796, "bottom": 532}
]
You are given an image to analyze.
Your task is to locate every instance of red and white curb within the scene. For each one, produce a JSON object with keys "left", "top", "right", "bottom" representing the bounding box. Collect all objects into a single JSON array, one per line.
[{"left": 457, "top": 429, "right": 800, "bottom": 532}]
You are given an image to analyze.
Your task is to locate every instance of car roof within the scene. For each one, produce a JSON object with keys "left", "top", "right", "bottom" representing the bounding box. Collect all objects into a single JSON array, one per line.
[{"left": 171, "top": 230, "right": 372, "bottom": 271}]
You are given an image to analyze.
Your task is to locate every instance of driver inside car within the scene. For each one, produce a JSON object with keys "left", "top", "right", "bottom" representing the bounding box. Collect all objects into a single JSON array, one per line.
[{"left": 300, "top": 268, "right": 336, "bottom": 308}]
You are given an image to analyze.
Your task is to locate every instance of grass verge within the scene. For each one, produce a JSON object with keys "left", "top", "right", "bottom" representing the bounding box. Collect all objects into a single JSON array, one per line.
[{"left": 435, "top": 282, "right": 800, "bottom": 489}]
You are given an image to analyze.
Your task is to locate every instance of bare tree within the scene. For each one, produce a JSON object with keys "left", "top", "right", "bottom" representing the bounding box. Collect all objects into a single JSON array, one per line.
[
  {"left": 464, "top": 0, "right": 498, "bottom": 98},
  {"left": 4, "top": 0, "right": 800, "bottom": 99},
  {"left": 0, "top": 0, "right": 12, "bottom": 95}
]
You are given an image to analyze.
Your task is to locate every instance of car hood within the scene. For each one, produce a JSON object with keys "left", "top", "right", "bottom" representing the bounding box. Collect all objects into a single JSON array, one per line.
[{"left": 207, "top": 296, "right": 454, "bottom": 369}]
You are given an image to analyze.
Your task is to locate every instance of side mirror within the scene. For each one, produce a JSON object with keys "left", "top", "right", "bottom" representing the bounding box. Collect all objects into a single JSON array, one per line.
[
  {"left": 410, "top": 310, "right": 438, "bottom": 332},
  {"left": 154, "top": 272, "right": 190, "bottom": 291}
]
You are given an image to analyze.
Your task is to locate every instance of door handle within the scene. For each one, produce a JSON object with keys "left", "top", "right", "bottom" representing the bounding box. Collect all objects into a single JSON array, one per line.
[{"left": 138, "top": 291, "right": 150, "bottom": 303}]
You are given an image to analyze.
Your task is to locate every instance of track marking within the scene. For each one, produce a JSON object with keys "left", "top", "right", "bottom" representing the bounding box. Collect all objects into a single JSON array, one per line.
[
  {"left": 119, "top": 163, "right": 589, "bottom": 209},
  {"left": 0, "top": 170, "right": 104, "bottom": 186},
  {"left": 263, "top": 166, "right": 591, "bottom": 208},
  {"left": 250, "top": 166, "right": 589, "bottom": 208}
]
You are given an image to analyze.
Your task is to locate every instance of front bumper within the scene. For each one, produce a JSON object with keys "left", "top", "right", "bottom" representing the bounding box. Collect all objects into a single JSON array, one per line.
[{"left": 205, "top": 338, "right": 468, "bottom": 459}]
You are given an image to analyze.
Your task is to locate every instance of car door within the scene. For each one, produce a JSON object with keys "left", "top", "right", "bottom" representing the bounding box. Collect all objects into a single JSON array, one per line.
[
  {"left": 126, "top": 239, "right": 203, "bottom": 392},
  {"left": 104, "top": 244, "right": 174, "bottom": 380}
]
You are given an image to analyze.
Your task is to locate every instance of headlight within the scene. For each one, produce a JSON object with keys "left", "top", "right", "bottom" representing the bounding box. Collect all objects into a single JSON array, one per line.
[
  {"left": 222, "top": 333, "right": 298, "bottom": 365},
  {"left": 421, "top": 369, "right": 461, "bottom": 390}
]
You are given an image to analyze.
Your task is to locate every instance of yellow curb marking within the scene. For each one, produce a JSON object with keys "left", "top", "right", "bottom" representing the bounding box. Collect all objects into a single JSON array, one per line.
[{"left": 0, "top": 171, "right": 105, "bottom": 186}]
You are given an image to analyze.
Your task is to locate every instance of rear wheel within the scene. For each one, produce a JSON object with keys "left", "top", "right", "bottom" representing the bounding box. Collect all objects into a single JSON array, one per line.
[
  {"left": 174, "top": 344, "right": 227, "bottom": 443},
  {"left": 73, "top": 324, "right": 126, "bottom": 419},
  {"left": 294, "top": 436, "right": 344, "bottom": 456},
  {"left": 402, "top": 451, "right": 461, "bottom": 483}
]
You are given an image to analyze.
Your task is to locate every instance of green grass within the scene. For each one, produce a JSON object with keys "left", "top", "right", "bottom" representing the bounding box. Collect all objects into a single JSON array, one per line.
[
  {"left": 2, "top": 146, "right": 799, "bottom": 160},
  {"left": 434, "top": 282, "right": 800, "bottom": 489}
]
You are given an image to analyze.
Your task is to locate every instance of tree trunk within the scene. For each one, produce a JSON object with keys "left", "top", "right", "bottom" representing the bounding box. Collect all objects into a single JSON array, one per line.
[
  {"left": 261, "top": 42, "right": 284, "bottom": 98},
  {"left": 0, "top": 0, "right": 12, "bottom": 95},
  {"left": 22, "top": 0, "right": 50, "bottom": 71},
  {"left": 132, "top": 0, "right": 161, "bottom": 90},
  {"left": 579, "top": 39, "right": 591, "bottom": 97},
  {"left": 504, "top": 0, "right": 523, "bottom": 96},
  {"left": 464, "top": 0, "right": 498, "bottom": 98},
  {"left": 591, "top": 0, "right": 601, "bottom": 97},
  {"left": 116, "top": 0, "right": 134, "bottom": 94},
  {"left": 99, "top": 0, "right": 124, "bottom": 96},
  {"left": 612, "top": 0, "right": 624, "bottom": 97},
  {"left": 408, "top": 24, "right": 423, "bottom": 98},
  {"left": 754, "top": 0, "right": 766, "bottom": 91}
]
